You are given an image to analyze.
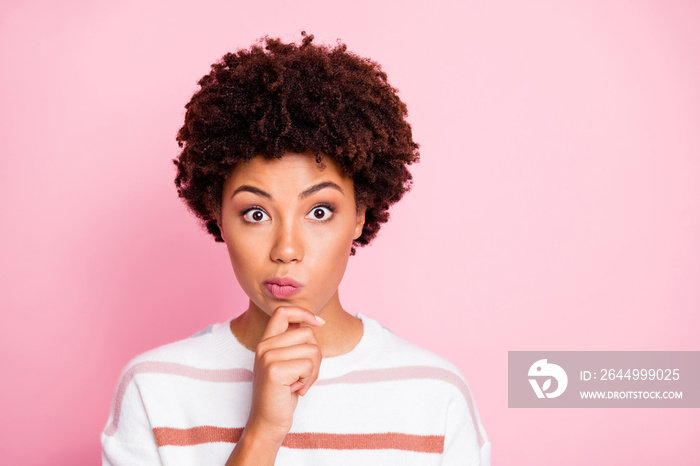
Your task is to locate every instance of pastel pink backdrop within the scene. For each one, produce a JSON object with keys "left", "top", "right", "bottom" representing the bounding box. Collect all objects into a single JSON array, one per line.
[{"left": 1, "top": 0, "right": 698, "bottom": 464}]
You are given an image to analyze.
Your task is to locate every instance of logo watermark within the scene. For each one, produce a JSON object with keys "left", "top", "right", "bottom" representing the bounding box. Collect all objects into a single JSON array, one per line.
[
  {"left": 509, "top": 351, "right": 700, "bottom": 408},
  {"left": 528, "top": 359, "right": 568, "bottom": 398}
]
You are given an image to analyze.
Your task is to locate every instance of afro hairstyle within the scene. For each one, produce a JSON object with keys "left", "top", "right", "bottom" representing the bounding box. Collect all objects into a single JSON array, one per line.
[{"left": 173, "top": 32, "right": 420, "bottom": 254}]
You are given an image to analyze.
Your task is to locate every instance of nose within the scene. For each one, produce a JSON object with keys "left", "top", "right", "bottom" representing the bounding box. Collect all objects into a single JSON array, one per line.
[{"left": 270, "top": 219, "right": 304, "bottom": 263}]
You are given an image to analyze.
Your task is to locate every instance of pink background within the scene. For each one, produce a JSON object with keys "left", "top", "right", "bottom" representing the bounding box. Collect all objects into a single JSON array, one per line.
[{"left": 1, "top": 0, "right": 699, "bottom": 464}]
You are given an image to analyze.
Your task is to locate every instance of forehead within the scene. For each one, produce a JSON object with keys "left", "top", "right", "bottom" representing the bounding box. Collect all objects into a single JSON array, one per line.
[{"left": 224, "top": 152, "right": 352, "bottom": 192}]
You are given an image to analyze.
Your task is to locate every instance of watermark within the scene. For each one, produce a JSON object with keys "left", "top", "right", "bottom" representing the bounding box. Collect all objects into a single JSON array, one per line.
[
  {"left": 528, "top": 359, "right": 568, "bottom": 398},
  {"left": 508, "top": 351, "right": 700, "bottom": 408}
]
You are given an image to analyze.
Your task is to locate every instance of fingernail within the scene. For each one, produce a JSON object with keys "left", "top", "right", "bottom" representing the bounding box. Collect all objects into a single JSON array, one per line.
[{"left": 315, "top": 315, "right": 326, "bottom": 325}]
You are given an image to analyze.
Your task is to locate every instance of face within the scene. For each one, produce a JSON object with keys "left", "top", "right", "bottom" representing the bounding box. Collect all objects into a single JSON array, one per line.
[{"left": 217, "top": 152, "right": 366, "bottom": 318}]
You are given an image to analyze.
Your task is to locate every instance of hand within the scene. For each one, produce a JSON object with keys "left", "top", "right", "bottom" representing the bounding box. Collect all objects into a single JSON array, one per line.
[{"left": 245, "top": 306, "right": 324, "bottom": 444}]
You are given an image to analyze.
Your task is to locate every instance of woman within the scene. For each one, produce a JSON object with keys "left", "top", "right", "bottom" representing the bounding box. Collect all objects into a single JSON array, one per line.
[{"left": 102, "top": 33, "right": 490, "bottom": 465}]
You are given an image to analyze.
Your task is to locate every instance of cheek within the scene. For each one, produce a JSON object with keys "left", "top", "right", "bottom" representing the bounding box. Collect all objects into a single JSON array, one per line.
[
  {"left": 226, "top": 237, "right": 260, "bottom": 285},
  {"left": 311, "top": 222, "right": 355, "bottom": 277}
]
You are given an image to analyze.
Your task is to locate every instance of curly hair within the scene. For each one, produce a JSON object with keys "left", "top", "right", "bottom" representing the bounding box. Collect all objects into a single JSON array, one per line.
[{"left": 174, "top": 33, "right": 419, "bottom": 254}]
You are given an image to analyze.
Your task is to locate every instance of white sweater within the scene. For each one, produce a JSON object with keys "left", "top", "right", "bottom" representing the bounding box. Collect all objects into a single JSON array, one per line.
[{"left": 101, "top": 314, "right": 491, "bottom": 465}]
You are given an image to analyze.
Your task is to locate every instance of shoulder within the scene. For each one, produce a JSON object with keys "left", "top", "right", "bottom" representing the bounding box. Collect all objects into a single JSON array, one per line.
[
  {"left": 354, "top": 314, "right": 476, "bottom": 403},
  {"left": 360, "top": 314, "right": 467, "bottom": 373},
  {"left": 112, "top": 319, "right": 253, "bottom": 392},
  {"left": 127, "top": 320, "right": 245, "bottom": 365},
  {"left": 102, "top": 320, "right": 251, "bottom": 439},
  {"left": 359, "top": 316, "right": 491, "bottom": 462}
]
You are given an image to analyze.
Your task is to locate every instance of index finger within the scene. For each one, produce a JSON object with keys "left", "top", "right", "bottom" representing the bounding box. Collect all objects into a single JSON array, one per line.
[{"left": 261, "top": 306, "right": 326, "bottom": 340}]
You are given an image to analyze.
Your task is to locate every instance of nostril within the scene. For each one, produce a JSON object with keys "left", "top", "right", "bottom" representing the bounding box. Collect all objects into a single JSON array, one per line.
[{"left": 269, "top": 225, "right": 304, "bottom": 263}]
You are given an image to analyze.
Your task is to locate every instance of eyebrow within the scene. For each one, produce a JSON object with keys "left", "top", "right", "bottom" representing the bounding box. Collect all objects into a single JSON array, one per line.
[
  {"left": 231, "top": 181, "right": 344, "bottom": 200},
  {"left": 231, "top": 185, "right": 272, "bottom": 199},
  {"left": 299, "top": 181, "right": 344, "bottom": 199}
]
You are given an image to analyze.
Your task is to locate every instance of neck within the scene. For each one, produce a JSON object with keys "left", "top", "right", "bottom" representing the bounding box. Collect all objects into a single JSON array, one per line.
[{"left": 230, "top": 291, "right": 363, "bottom": 358}]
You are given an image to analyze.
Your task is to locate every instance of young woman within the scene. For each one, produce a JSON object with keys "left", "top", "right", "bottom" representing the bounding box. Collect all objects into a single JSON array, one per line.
[{"left": 102, "top": 33, "right": 490, "bottom": 465}]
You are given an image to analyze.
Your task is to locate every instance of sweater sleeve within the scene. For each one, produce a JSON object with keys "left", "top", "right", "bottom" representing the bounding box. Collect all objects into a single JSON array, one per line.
[
  {"left": 101, "top": 364, "right": 162, "bottom": 465},
  {"left": 441, "top": 383, "right": 491, "bottom": 466}
]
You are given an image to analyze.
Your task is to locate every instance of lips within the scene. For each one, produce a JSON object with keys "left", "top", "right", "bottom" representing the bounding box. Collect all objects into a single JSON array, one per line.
[{"left": 264, "top": 277, "right": 302, "bottom": 299}]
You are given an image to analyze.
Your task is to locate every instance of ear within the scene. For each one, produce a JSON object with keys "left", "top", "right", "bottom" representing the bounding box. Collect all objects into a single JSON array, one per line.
[
  {"left": 215, "top": 214, "right": 226, "bottom": 243},
  {"left": 353, "top": 206, "right": 366, "bottom": 240}
]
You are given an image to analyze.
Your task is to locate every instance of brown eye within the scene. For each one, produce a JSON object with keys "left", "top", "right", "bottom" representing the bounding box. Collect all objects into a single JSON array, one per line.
[
  {"left": 243, "top": 208, "right": 269, "bottom": 223},
  {"left": 306, "top": 206, "right": 333, "bottom": 221}
]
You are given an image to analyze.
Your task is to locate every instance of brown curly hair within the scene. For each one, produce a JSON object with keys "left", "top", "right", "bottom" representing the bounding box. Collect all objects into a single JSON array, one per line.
[{"left": 174, "top": 33, "right": 419, "bottom": 254}]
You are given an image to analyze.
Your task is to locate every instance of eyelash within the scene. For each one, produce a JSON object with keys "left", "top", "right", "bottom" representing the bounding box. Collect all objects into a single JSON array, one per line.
[
  {"left": 307, "top": 203, "right": 336, "bottom": 222},
  {"left": 239, "top": 204, "right": 336, "bottom": 224},
  {"left": 240, "top": 206, "right": 269, "bottom": 224}
]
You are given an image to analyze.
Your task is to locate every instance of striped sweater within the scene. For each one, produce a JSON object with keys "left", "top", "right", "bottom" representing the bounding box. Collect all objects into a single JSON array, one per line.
[{"left": 101, "top": 314, "right": 491, "bottom": 465}]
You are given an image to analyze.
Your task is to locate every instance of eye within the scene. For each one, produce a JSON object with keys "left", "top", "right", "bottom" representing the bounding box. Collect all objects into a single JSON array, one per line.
[
  {"left": 242, "top": 208, "right": 270, "bottom": 223},
  {"left": 306, "top": 205, "right": 334, "bottom": 221}
]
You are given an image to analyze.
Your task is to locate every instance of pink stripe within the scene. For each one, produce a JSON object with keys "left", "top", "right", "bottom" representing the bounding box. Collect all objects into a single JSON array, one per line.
[
  {"left": 104, "top": 361, "right": 252, "bottom": 437},
  {"left": 152, "top": 426, "right": 444, "bottom": 453},
  {"left": 105, "top": 363, "right": 484, "bottom": 448},
  {"left": 315, "top": 366, "right": 485, "bottom": 448}
]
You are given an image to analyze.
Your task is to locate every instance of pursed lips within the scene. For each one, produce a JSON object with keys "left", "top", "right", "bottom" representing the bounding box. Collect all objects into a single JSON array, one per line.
[{"left": 264, "top": 277, "right": 302, "bottom": 299}]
